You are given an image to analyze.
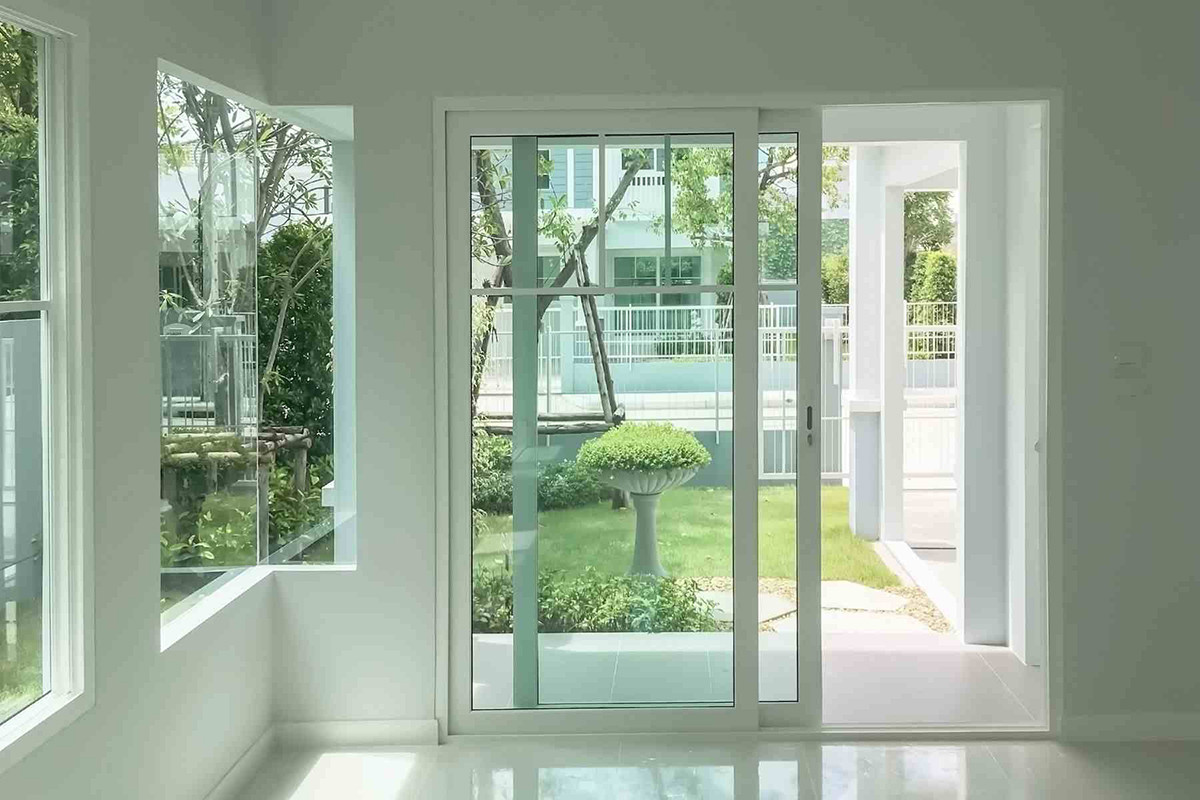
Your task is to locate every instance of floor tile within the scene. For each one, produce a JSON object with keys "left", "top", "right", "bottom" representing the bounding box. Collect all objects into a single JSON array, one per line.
[
  {"left": 238, "top": 740, "right": 1200, "bottom": 800},
  {"left": 823, "top": 649, "right": 1035, "bottom": 726}
]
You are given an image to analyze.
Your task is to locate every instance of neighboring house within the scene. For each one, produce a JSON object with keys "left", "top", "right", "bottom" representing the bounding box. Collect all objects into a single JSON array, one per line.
[{"left": 473, "top": 144, "right": 725, "bottom": 308}]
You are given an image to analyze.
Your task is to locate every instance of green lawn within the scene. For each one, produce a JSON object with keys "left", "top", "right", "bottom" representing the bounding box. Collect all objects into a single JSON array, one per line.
[
  {"left": 475, "top": 485, "right": 899, "bottom": 589},
  {"left": 0, "top": 600, "right": 43, "bottom": 722}
]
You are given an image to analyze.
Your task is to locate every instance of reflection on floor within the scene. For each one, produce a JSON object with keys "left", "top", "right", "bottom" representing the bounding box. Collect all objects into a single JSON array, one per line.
[
  {"left": 472, "top": 630, "right": 1043, "bottom": 726},
  {"left": 237, "top": 738, "right": 1200, "bottom": 799}
]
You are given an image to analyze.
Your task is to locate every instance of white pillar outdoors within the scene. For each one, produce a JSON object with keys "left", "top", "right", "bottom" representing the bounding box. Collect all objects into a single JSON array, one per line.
[
  {"left": 880, "top": 186, "right": 906, "bottom": 541},
  {"left": 957, "top": 116, "right": 1009, "bottom": 645},
  {"left": 847, "top": 146, "right": 883, "bottom": 539}
]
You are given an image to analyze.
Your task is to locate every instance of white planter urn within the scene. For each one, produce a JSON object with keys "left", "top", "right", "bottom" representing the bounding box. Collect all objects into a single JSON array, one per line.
[{"left": 599, "top": 467, "right": 699, "bottom": 576}]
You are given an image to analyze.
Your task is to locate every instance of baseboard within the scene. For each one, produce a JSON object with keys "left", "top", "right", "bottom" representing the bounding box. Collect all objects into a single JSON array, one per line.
[
  {"left": 273, "top": 718, "right": 440, "bottom": 749},
  {"left": 1061, "top": 713, "right": 1200, "bottom": 741},
  {"left": 205, "top": 725, "right": 276, "bottom": 800}
]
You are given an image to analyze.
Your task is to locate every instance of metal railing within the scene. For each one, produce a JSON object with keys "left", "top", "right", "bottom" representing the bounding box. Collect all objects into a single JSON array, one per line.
[{"left": 477, "top": 300, "right": 955, "bottom": 480}]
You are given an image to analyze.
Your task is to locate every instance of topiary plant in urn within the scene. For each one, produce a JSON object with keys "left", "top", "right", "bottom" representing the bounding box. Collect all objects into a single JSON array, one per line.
[{"left": 577, "top": 422, "right": 712, "bottom": 576}]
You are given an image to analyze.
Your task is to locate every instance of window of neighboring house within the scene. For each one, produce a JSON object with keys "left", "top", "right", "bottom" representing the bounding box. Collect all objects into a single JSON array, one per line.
[
  {"left": 612, "top": 255, "right": 701, "bottom": 307},
  {"left": 620, "top": 148, "right": 666, "bottom": 172},
  {"left": 0, "top": 17, "right": 82, "bottom": 734},
  {"left": 158, "top": 71, "right": 345, "bottom": 626},
  {"left": 660, "top": 256, "right": 702, "bottom": 306}
]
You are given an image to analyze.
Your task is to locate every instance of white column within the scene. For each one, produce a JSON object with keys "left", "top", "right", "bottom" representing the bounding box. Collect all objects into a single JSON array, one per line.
[
  {"left": 958, "top": 115, "right": 1009, "bottom": 645},
  {"left": 847, "top": 146, "right": 883, "bottom": 539},
  {"left": 880, "top": 186, "right": 906, "bottom": 541}
]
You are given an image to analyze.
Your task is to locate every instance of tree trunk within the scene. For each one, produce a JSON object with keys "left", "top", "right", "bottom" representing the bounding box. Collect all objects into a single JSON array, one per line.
[{"left": 469, "top": 150, "right": 649, "bottom": 417}]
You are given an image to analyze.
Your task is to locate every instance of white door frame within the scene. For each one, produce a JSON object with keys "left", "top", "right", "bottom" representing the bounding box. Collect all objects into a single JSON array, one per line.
[{"left": 431, "top": 93, "right": 1058, "bottom": 738}]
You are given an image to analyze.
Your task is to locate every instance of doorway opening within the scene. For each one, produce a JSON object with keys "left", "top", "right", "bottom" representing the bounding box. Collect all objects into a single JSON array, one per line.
[{"left": 811, "top": 104, "right": 1047, "bottom": 727}]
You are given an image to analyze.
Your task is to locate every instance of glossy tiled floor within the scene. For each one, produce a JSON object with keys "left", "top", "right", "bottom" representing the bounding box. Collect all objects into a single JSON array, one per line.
[
  {"left": 473, "top": 632, "right": 1044, "bottom": 727},
  {"left": 237, "top": 738, "right": 1200, "bottom": 799}
]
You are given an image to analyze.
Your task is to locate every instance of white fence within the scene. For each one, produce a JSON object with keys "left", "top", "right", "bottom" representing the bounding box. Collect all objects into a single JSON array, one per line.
[{"left": 478, "top": 301, "right": 956, "bottom": 481}]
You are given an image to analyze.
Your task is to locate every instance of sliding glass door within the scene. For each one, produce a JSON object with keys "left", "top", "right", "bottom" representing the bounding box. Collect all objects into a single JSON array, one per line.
[{"left": 446, "top": 108, "right": 821, "bottom": 734}]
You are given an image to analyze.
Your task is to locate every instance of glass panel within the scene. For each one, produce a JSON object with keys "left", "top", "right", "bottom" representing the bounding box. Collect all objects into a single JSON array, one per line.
[
  {"left": 667, "top": 134, "right": 733, "bottom": 285},
  {"left": 759, "top": 290, "right": 798, "bottom": 703},
  {"left": 256, "top": 118, "right": 337, "bottom": 566},
  {"left": 158, "top": 74, "right": 259, "bottom": 617},
  {"left": 470, "top": 137, "right": 516, "bottom": 290},
  {"left": 536, "top": 137, "right": 599, "bottom": 290},
  {"left": 0, "top": 311, "right": 45, "bottom": 724},
  {"left": 471, "top": 293, "right": 735, "bottom": 709},
  {"left": 0, "top": 24, "right": 40, "bottom": 301},
  {"left": 759, "top": 134, "right": 799, "bottom": 284},
  {"left": 756, "top": 133, "right": 800, "bottom": 702},
  {"left": 605, "top": 135, "right": 667, "bottom": 287}
]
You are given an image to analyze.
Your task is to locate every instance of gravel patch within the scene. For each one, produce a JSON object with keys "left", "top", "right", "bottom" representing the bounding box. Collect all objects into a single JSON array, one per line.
[{"left": 690, "top": 577, "right": 953, "bottom": 634}]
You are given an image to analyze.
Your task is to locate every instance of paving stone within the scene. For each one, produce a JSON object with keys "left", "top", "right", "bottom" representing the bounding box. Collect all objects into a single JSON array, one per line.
[
  {"left": 698, "top": 591, "right": 795, "bottom": 623},
  {"left": 821, "top": 580, "right": 907, "bottom": 612}
]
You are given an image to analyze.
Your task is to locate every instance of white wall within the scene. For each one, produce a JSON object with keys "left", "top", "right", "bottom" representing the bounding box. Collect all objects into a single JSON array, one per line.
[
  {"left": 0, "top": 0, "right": 276, "bottom": 797},
  {"left": 261, "top": 0, "right": 1200, "bottom": 735}
]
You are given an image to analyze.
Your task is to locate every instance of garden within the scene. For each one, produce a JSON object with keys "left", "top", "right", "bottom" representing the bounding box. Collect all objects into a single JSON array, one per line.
[{"left": 470, "top": 423, "right": 902, "bottom": 636}]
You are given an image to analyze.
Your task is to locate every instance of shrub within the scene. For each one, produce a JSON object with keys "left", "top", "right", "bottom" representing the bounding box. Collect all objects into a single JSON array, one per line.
[
  {"left": 472, "top": 566, "right": 720, "bottom": 634},
  {"left": 472, "top": 429, "right": 514, "bottom": 514},
  {"left": 911, "top": 250, "right": 957, "bottom": 303},
  {"left": 472, "top": 429, "right": 608, "bottom": 515},
  {"left": 576, "top": 422, "right": 711, "bottom": 474},
  {"left": 258, "top": 222, "right": 334, "bottom": 458},
  {"left": 821, "top": 251, "right": 849, "bottom": 304},
  {"left": 538, "top": 460, "right": 607, "bottom": 510}
]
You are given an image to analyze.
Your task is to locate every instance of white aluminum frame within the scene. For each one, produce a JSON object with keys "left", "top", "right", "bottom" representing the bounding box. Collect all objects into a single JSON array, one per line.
[
  {"left": 442, "top": 106, "right": 834, "bottom": 735},
  {"left": 0, "top": 1, "right": 93, "bottom": 774},
  {"left": 446, "top": 107, "right": 769, "bottom": 735},
  {"left": 757, "top": 109, "right": 823, "bottom": 729}
]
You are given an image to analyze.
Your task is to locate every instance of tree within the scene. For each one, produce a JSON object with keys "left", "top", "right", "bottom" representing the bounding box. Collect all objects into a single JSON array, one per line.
[
  {"left": 469, "top": 145, "right": 650, "bottom": 418},
  {"left": 910, "top": 250, "right": 957, "bottom": 304},
  {"left": 0, "top": 23, "right": 40, "bottom": 301},
  {"left": 258, "top": 222, "right": 333, "bottom": 456},
  {"left": 157, "top": 73, "right": 334, "bottom": 425},
  {"left": 674, "top": 144, "right": 849, "bottom": 284},
  {"left": 903, "top": 191, "right": 955, "bottom": 298},
  {"left": 821, "top": 252, "right": 849, "bottom": 304}
]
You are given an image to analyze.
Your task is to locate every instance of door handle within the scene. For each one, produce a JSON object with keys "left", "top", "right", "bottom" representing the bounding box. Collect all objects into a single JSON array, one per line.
[{"left": 806, "top": 405, "right": 814, "bottom": 446}]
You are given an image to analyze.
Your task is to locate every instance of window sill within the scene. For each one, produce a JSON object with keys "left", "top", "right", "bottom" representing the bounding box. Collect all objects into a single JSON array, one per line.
[
  {"left": 160, "top": 565, "right": 275, "bottom": 652},
  {"left": 0, "top": 689, "right": 92, "bottom": 777}
]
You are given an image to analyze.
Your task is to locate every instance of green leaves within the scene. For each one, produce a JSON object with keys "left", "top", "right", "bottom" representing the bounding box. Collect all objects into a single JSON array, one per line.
[
  {"left": 471, "top": 429, "right": 608, "bottom": 515},
  {"left": 910, "top": 250, "right": 957, "bottom": 304},
  {"left": 472, "top": 566, "right": 720, "bottom": 634},
  {"left": 576, "top": 422, "right": 712, "bottom": 474}
]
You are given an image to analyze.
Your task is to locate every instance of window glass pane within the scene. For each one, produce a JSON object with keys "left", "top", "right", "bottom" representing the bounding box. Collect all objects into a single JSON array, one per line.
[
  {"left": 0, "top": 310, "right": 45, "bottom": 724},
  {"left": 0, "top": 24, "right": 39, "bottom": 302},
  {"left": 668, "top": 135, "right": 733, "bottom": 283},
  {"left": 471, "top": 293, "right": 734, "bottom": 709},
  {"left": 257, "top": 117, "right": 337, "bottom": 567},
  {"left": 757, "top": 134, "right": 800, "bottom": 701},
  {"left": 0, "top": 19, "right": 46, "bottom": 726},
  {"left": 606, "top": 136, "right": 667, "bottom": 283},
  {"left": 758, "top": 134, "right": 798, "bottom": 284},
  {"left": 470, "top": 138, "right": 517, "bottom": 289},
  {"left": 158, "top": 74, "right": 259, "bottom": 617},
  {"left": 159, "top": 75, "right": 343, "bottom": 614}
]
